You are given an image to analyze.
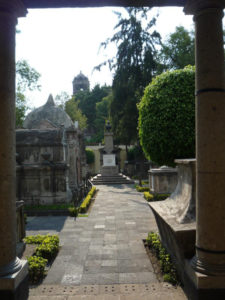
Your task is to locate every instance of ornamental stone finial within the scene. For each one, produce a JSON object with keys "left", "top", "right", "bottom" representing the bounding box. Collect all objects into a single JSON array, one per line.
[{"left": 0, "top": 0, "right": 27, "bottom": 18}]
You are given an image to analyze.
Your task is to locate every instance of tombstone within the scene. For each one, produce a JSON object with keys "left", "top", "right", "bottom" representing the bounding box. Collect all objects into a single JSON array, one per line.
[{"left": 91, "top": 121, "right": 134, "bottom": 184}]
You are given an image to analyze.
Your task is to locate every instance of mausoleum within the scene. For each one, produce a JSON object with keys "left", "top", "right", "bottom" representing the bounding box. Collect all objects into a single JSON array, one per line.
[{"left": 16, "top": 95, "right": 86, "bottom": 205}]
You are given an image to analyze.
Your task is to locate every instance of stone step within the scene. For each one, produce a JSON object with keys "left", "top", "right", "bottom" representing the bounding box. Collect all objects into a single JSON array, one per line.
[{"left": 91, "top": 173, "right": 134, "bottom": 185}]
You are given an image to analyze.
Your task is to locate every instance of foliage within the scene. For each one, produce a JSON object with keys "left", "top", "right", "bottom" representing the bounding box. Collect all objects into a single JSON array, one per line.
[
  {"left": 25, "top": 204, "right": 73, "bottom": 211},
  {"left": 75, "top": 85, "right": 111, "bottom": 137},
  {"left": 25, "top": 234, "right": 59, "bottom": 283},
  {"left": 79, "top": 186, "right": 96, "bottom": 213},
  {"left": 16, "top": 60, "right": 41, "bottom": 127},
  {"left": 94, "top": 94, "right": 112, "bottom": 142},
  {"left": 127, "top": 145, "right": 144, "bottom": 161},
  {"left": 27, "top": 256, "right": 47, "bottom": 283},
  {"left": 68, "top": 207, "right": 79, "bottom": 217},
  {"left": 153, "top": 194, "right": 170, "bottom": 201},
  {"left": 65, "top": 98, "right": 87, "bottom": 130},
  {"left": 24, "top": 234, "right": 47, "bottom": 245},
  {"left": 138, "top": 66, "right": 195, "bottom": 167},
  {"left": 34, "top": 235, "right": 59, "bottom": 261},
  {"left": 54, "top": 92, "right": 88, "bottom": 130},
  {"left": 97, "top": 8, "right": 160, "bottom": 145},
  {"left": 144, "top": 191, "right": 154, "bottom": 201},
  {"left": 135, "top": 185, "right": 149, "bottom": 192},
  {"left": 146, "top": 232, "right": 179, "bottom": 285},
  {"left": 86, "top": 149, "right": 95, "bottom": 164},
  {"left": 143, "top": 192, "right": 169, "bottom": 202},
  {"left": 157, "top": 26, "right": 195, "bottom": 72}
]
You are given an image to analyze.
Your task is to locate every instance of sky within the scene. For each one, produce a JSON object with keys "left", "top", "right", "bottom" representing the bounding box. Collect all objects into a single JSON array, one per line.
[{"left": 16, "top": 7, "right": 195, "bottom": 109}]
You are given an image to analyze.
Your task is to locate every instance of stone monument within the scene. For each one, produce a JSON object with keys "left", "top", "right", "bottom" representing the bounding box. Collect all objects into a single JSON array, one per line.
[
  {"left": 100, "top": 121, "right": 119, "bottom": 177},
  {"left": 91, "top": 122, "right": 134, "bottom": 185}
]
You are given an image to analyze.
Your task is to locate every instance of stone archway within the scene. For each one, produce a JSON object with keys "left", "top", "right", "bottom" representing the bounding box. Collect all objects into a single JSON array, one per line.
[{"left": 0, "top": 1, "right": 225, "bottom": 299}]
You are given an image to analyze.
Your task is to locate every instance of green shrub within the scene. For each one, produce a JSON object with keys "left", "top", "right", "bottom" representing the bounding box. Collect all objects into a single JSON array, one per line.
[
  {"left": 25, "top": 203, "right": 73, "bottom": 211},
  {"left": 144, "top": 192, "right": 154, "bottom": 202},
  {"left": 27, "top": 255, "right": 47, "bottom": 283},
  {"left": 35, "top": 235, "right": 59, "bottom": 261},
  {"left": 24, "top": 234, "right": 47, "bottom": 245},
  {"left": 80, "top": 186, "right": 96, "bottom": 213},
  {"left": 146, "top": 232, "right": 179, "bottom": 285},
  {"left": 68, "top": 207, "right": 79, "bottom": 217},
  {"left": 136, "top": 186, "right": 149, "bottom": 192},
  {"left": 86, "top": 148, "right": 95, "bottom": 164},
  {"left": 153, "top": 194, "right": 170, "bottom": 201},
  {"left": 138, "top": 66, "right": 195, "bottom": 167}
]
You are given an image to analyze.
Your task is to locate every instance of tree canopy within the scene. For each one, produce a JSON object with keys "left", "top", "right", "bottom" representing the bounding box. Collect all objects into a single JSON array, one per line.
[
  {"left": 138, "top": 66, "right": 195, "bottom": 166},
  {"left": 16, "top": 60, "right": 41, "bottom": 127},
  {"left": 157, "top": 26, "right": 195, "bottom": 72},
  {"left": 97, "top": 7, "right": 161, "bottom": 145},
  {"left": 55, "top": 91, "right": 87, "bottom": 130}
]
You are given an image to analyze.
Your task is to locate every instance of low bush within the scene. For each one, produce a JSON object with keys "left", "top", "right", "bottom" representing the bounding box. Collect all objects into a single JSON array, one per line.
[
  {"left": 144, "top": 192, "right": 154, "bottom": 202},
  {"left": 146, "top": 232, "right": 179, "bottom": 285},
  {"left": 25, "top": 203, "right": 73, "bottom": 211},
  {"left": 79, "top": 186, "right": 96, "bottom": 213},
  {"left": 35, "top": 235, "right": 59, "bottom": 261},
  {"left": 68, "top": 207, "right": 79, "bottom": 217},
  {"left": 24, "top": 234, "right": 47, "bottom": 245},
  {"left": 25, "top": 234, "right": 59, "bottom": 284},
  {"left": 27, "top": 255, "right": 47, "bottom": 283},
  {"left": 136, "top": 186, "right": 150, "bottom": 192},
  {"left": 153, "top": 194, "right": 170, "bottom": 201}
]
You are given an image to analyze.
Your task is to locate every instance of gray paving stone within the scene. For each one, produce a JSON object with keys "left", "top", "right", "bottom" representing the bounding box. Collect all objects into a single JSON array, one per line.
[{"left": 26, "top": 185, "right": 159, "bottom": 287}]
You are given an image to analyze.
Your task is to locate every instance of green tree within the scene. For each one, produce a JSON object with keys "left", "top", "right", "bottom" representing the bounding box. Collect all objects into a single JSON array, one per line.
[
  {"left": 76, "top": 84, "right": 111, "bottom": 130},
  {"left": 158, "top": 26, "right": 195, "bottom": 72},
  {"left": 16, "top": 60, "right": 41, "bottom": 127},
  {"left": 65, "top": 98, "right": 87, "bottom": 130},
  {"left": 138, "top": 66, "right": 195, "bottom": 167},
  {"left": 93, "top": 92, "right": 112, "bottom": 142},
  {"left": 97, "top": 8, "right": 160, "bottom": 145},
  {"left": 55, "top": 91, "right": 88, "bottom": 130}
]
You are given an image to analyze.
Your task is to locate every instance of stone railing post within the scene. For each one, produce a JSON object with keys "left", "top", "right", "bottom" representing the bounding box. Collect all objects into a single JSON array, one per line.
[
  {"left": 185, "top": 0, "right": 225, "bottom": 276},
  {"left": 0, "top": 0, "right": 28, "bottom": 299}
]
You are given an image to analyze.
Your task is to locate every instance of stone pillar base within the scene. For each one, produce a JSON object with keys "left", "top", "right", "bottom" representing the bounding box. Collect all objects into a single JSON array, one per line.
[
  {"left": 0, "top": 260, "right": 29, "bottom": 300},
  {"left": 183, "top": 259, "right": 225, "bottom": 300}
]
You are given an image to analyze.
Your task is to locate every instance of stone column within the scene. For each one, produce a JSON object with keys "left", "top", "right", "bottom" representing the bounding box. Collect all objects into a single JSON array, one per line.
[
  {"left": 0, "top": 0, "right": 28, "bottom": 299},
  {"left": 185, "top": 0, "right": 225, "bottom": 276}
]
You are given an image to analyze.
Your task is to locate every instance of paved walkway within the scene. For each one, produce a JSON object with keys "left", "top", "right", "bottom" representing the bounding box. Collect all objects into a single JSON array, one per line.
[{"left": 27, "top": 184, "right": 187, "bottom": 299}]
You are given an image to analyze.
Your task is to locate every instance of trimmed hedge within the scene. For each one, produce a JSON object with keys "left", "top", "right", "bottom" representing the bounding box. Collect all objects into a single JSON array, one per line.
[
  {"left": 27, "top": 256, "right": 47, "bottom": 283},
  {"left": 136, "top": 186, "right": 150, "bottom": 192},
  {"left": 146, "top": 232, "right": 179, "bottom": 285},
  {"left": 138, "top": 66, "right": 195, "bottom": 167},
  {"left": 79, "top": 186, "right": 96, "bottom": 213},
  {"left": 24, "top": 234, "right": 60, "bottom": 283},
  {"left": 144, "top": 191, "right": 169, "bottom": 202},
  {"left": 35, "top": 235, "right": 59, "bottom": 261},
  {"left": 144, "top": 191, "right": 154, "bottom": 201}
]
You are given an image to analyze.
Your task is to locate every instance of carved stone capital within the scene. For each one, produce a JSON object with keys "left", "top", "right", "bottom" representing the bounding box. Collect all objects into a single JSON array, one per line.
[
  {"left": 184, "top": 0, "right": 225, "bottom": 15},
  {"left": 0, "top": 0, "right": 27, "bottom": 18}
]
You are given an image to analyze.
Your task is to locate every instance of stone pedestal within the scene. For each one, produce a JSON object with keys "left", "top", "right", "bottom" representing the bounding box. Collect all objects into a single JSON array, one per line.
[
  {"left": 149, "top": 159, "right": 196, "bottom": 271},
  {"left": 148, "top": 166, "right": 177, "bottom": 195},
  {"left": 0, "top": 1, "right": 28, "bottom": 299}
]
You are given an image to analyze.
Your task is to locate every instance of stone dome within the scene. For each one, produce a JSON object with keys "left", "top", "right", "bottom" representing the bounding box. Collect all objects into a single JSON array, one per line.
[{"left": 23, "top": 94, "right": 74, "bottom": 129}]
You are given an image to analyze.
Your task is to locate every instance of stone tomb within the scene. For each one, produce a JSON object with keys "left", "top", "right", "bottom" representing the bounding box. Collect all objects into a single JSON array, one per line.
[{"left": 16, "top": 95, "right": 86, "bottom": 206}]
